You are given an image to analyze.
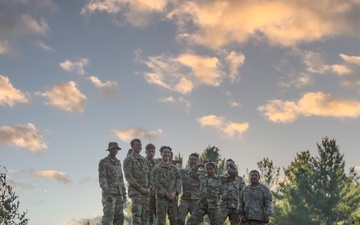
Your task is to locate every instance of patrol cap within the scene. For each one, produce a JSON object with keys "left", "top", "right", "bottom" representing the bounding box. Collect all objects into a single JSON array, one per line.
[{"left": 106, "top": 142, "right": 121, "bottom": 151}]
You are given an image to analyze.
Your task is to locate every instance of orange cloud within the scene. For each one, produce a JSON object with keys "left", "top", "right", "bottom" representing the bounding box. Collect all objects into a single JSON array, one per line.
[
  {"left": 30, "top": 170, "right": 71, "bottom": 184},
  {"left": 111, "top": 128, "right": 163, "bottom": 143},
  {"left": 88, "top": 76, "right": 119, "bottom": 97},
  {"left": 59, "top": 58, "right": 89, "bottom": 75},
  {"left": 0, "top": 75, "right": 28, "bottom": 107},
  {"left": 198, "top": 114, "right": 249, "bottom": 137}
]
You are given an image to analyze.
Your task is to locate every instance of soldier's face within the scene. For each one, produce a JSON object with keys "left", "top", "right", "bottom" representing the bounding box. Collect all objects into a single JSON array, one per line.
[
  {"left": 250, "top": 171, "right": 260, "bottom": 185},
  {"left": 145, "top": 148, "right": 155, "bottom": 159},
  {"left": 131, "top": 140, "right": 142, "bottom": 154},
  {"left": 206, "top": 164, "right": 215, "bottom": 176},
  {"left": 188, "top": 155, "right": 199, "bottom": 167},
  {"left": 109, "top": 148, "right": 118, "bottom": 157},
  {"left": 226, "top": 160, "right": 234, "bottom": 169},
  {"left": 161, "top": 148, "right": 172, "bottom": 160}
]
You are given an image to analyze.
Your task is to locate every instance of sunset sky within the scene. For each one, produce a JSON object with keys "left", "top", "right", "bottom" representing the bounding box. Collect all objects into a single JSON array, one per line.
[{"left": 1, "top": 0, "right": 360, "bottom": 224}]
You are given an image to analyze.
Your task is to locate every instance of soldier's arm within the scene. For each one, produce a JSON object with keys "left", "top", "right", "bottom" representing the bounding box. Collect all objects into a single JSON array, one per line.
[
  {"left": 123, "top": 157, "right": 142, "bottom": 190},
  {"left": 189, "top": 164, "right": 202, "bottom": 180},
  {"left": 98, "top": 160, "right": 109, "bottom": 193},
  {"left": 174, "top": 167, "right": 182, "bottom": 195},
  {"left": 237, "top": 188, "right": 245, "bottom": 217},
  {"left": 152, "top": 167, "right": 168, "bottom": 197},
  {"left": 220, "top": 164, "right": 237, "bottom": 184},
  {"left": 264, "top": 186, "right": 274, "bottom": 216}
]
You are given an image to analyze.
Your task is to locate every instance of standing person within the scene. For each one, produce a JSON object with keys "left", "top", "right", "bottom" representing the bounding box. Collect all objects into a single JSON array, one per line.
[
  {"left": 123, "top": 139, "right": 151, "bottom": 225},
  {"left": 98, "top": 142, "right": 127, "bottom": 225},
  {"left": 145, "top": 143, "right": 160, "bottom": 225},
  {"left": 186, "top": 161, "right": 237, "bottom": 225},
  {"left": 152, "top": 146, "right": 182, "bottom": 225},
  {"left": 218, "top": 159, "right": 246, "bottom": 225},
  {"left": 237, "top": 170, "right": 273, "bottom": 225},
  {"left": 177, "top": 153, "right": 201, "bottom": 225}
]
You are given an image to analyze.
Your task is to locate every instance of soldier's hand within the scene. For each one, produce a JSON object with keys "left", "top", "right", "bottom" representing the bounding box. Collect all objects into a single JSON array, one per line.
[
  {"left": 240, "top": 216, "right": 247, "bottom": 222},
  {"left": 107, "top": 194, "right": 112, "bottom": 202},
  {"left": 199, "top": 163, "right": 205, "bottom": 168},
  {"left": 264, "top": 216, "right": 270, "bottom": 223},
  {"left": 140, "top": 187, "right": 149, "bottom": 195}
]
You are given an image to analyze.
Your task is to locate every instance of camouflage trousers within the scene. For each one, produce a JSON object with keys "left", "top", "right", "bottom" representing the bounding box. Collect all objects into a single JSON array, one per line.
[
  {"left": 177, "top": 199, "right": 199, "bottom": 225},
  {"left": 239, "top": 220, "right": 266, "bottom": 225},
  {"left": 186, "top": 206, "right": 219, "bottom": 225},
  {"left": 218, "top": 207, "right": 239, "bottom": 225},
  {"left": 101, "top": 194, "right": 125, "bottom": 225},
  {"left": 130, "top": 194, "right": 150, "bottom": 225},
  {"left": 149, "top": 194, "right": 157, "bottom": 225},
  {"left": 156, "top": 196, "right": 178, "bottom": 225}
]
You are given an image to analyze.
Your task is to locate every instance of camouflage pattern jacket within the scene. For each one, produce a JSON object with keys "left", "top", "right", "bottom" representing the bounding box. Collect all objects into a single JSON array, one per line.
[
  {"left": 189, "top": 164, "right": 236, "bottom": 209},
  {"left": 237, "top": 183, "right": 273, "bottom": 221},
  {"left": 147, "top": 158, "right": 161, "bottom": 196},
  {"left": 98, "top": 156, "right": 126, "bottom": 196},
  {"left": 152, "top": 162, "right": 182, "bottom": 198},
  {"left": 123, "top": 153, "right": 151, "bottom": 196},
  {"left": 179, "top": 168, "right": 201, "bottom": 200},
  {"left": 220, "top": 175, "right": 245, "bottom": 209}
]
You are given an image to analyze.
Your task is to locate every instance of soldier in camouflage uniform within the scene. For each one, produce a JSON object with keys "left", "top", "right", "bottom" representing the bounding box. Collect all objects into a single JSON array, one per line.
[
  {"left": 152, "top": 146, "right": 182, "bottom": 225},
  {"left": 123, "top": 139, "right": 151, "bottom": 225},
  {"left": 146, "top": 143, "right": 160, "bottom": 225},
  {"left": 177, "top": 153, "right": 201, "bottom": 225},
  {"left": 218, "top": 159, "right": 246, "bottom": 225},
  {"left": 99, "top": 142, "right": 127, "bottom": 225},
  {"left": 186, "top": 161, "right": 237, "bottom": 225},
  {"left": 237, "top": 170, "right": 273, "bottom": 225}
]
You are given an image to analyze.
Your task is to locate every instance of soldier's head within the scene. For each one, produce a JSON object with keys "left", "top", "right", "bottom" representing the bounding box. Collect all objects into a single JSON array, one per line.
[
  {"left": 249, "top": 170, "right": 260, "bottom": 185},
  {"left": 145, "top": 143, "right": 156, "bottom": 160},
  {"left": 130, "top": 138, "right": 142, "bottom": 154},
  {"left": 106, "top": 142, "right": 121, "bottom": 157},
  {"left": 205, "top": 162, "right": 217, "bottom": 176},
  {"left": 188, "top": 153, "right": 199, "bottom": 167},
  {"left": 160, "top": 146, "right": 172, "bottom": 161},
  {"left": 226, "top": 158, "right": 235, "bottom": 169}
]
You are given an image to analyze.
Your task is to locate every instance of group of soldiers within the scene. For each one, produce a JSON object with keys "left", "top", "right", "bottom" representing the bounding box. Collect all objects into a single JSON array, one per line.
[{"left": 98, "top": 139, "right": 273, "bottom": 225}]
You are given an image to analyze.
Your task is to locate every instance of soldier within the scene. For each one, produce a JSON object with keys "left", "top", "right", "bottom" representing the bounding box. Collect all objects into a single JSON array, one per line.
[
  {"left": 186, "top": 161, "right": 237, "bottom": 225},
  {"left": 218, "top": 159, "right": 246, "bottom": 225},
  {"left": 146, "top": 143, "right": 160, "bottom": 225},
  {"left": 177, "top": 153, "right": 201, "bottom": 225},
  {"left": 152, "top": 146, "right": 182, "bottom": 225},
  {"left": 123, "top": 139, "right": 151, "bottom": 225},
  {"left": 237, "top": 170, "right": 273, "bottom": 225},
  {"left": 98, "top": 142, "right": 127, "bottom": 225}
]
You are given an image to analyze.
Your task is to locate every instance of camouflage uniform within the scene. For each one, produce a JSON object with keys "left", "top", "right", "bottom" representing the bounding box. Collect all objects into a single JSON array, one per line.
[
  {"left": 186, "top": 164, "right": 236, "bottom": 225},
  {"left": 237, "top": 183, "right": 273, "bottom": 225},
  {"left": 99, "top": 156, "right": 127, "bottom": 225},
  {"left": 148, "top": 158, "right": 161, "bottom": 225},
  {"left": 152, "top": 162, "right": 182, "bottom": 225},
  {"left": 123, "top": 153, "right": 151, "bottom": 225},
  {"left": 177, "top": 168, "right": 201, "bottom": 225},
  {"left": 218, "top": 176, "right": 245, "bottom": 225}
]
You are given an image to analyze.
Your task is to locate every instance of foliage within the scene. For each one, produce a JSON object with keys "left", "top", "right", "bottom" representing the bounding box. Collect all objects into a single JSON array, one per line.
[
  {"left": 0, "top": 166, "right": 29, "bottom": 225},
  {"left": 199, "top": 145, "right": 226, "bottom": 175}
]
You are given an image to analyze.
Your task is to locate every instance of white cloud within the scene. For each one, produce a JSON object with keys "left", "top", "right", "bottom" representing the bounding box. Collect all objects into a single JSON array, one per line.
[
  {"left": 111, "top": 128, "right": 163, "bottom": 143},
  {"left": 159, "top": 96, "right": 191, "bottom": 111},
  {"left": 29, "top": 170, "right": 71, "bottom": 184},
  {"left": 0, "top": 75, "right": 28, "bottom": 107},
  {"left": 277, "top": 73, "right": 312, "bottom": 89},
  {"left": 59, "top": 58, "right": 89, "bottom": 75},
  {"left": 34, "top": 41, "right": 55, "bottom": 52},
  {"left": 340, "top": 54, "right": 360, "bottom": 65},
  {"left": 0, "top": 41, "right": 14, "bottom": 55},
  {"left": 228, "top": 101, "right": 240, "bottom": 108},
  {"left": 198, "top": 115, "right": 249, "bottom": 138},
  {"left": 40, "top": 81, "right": 87, "bottom": 114},
  {"left": 0, "top": 14, "right": 48, "bottom": 38},
  {"left": 0, "top": 123, "right": 47, "bottom": 153},
  {"left": 88, "top": 76, "right": 119, "bottom": 97},
  {"left": 223, "top": 50, "right": 245, "bottom": 82},
  {"left": 258, "top": 92, "right": 360, "bottom": 123}
]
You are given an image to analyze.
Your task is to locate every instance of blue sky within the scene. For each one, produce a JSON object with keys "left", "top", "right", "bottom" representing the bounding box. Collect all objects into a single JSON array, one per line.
[{"left": 1, "top": 0, "right": 360, "bottom": 224}]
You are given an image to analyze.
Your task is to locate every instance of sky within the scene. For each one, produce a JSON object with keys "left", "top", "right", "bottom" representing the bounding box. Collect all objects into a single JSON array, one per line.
[{"left": 1, "top": 0, "right": 360, "bottom": 224}]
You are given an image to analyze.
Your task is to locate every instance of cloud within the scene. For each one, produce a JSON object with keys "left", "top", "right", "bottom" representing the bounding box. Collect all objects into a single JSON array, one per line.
[
  {"left": 228, "top": 101, "right": 240, "bottom": 108},
  {"left": 137, "top": 50, "right": 243, "bottom": 94},
  {"left": 0, "top": 75, "right": 28, "bottom": 107},
  {"left": 87, "top": 76, "right": 119, "bottom": 97},
  {"left": 111, "top": 128, "right": 163, "bottom": 143},
  {"left": 0, "top": 41, "right": 15, "bottom": 55},
  {"left": 0, "top": 14, "right": 48, "bottom": 38},
  {"left": 81, "top": 0, "right": 169, "bottom": 27},
  {"left": 258, "top": 92, "right": 360, "bottom": 123},
  {"left": 40, "top": 81, "right": 87, "bottom": 114},
  {"left": 198, "top": 115, "right": 249, "bottom": 138},
  {"left": 29, "top": 170, "right": 71, "bottom": 184},
  {"left": 0, "top": 123, "right": 47, "bottom": 153},
  {"left": 59, "top": 58, "right": 89, "bottom": 75},
  {"left": 340, "top": 54, "right": 360, "bottom": 65},
  {"left": 169, "top": 0, "right": 360, "bottom": 48},
  {"left": 277, "top": 73, "right": 312, "bottom": 89},
  {"left": 62, "top": 216, "right": 101, "bottom": 225},
  {"left": 34, "top": 41, "right": 55, "bottom": 52},
  {"left": 159, "top": 96, "right": 191, "bottom": 111}
]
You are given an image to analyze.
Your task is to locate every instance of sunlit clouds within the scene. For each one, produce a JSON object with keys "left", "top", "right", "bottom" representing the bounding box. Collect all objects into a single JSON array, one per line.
[
  {"left": 111, "top": 128, "right": 163, "bottom": 143},
  {"left": 159, "top": 96, "right": 191, "bottom": 111},
  {"left": 0, "top": 75, "right": 28, "bottom": 107},
  {"left": 29, "top": 170, "right": 71, "bottom": 184},
  {"left": 88, "top": 76, "right": 119, "bottom": 97},
  {"left": 0, "top": 41, "right": 13, "bottom": 55},
  {"left": 40, "top": 81, "right": 87, "bottom": 114},
  {"left": 198, "top": 115, "right": 249, "bottom": 138},
  {"left": 0, "top": 123, "right": 47, "bottom": 153},
  {"left": 258, "top": 92, "right": 360, "bottom": 123},
  {"left": 59, "top": 58, "right": 89, "bottom": 75}
]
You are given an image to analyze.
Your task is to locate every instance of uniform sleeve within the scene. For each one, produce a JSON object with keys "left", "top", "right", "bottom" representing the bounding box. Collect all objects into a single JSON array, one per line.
[
  {"left": 264, "top": 187, "right": 274, "bottom": 216},
  {"left": 152, "top": 166, "right": 167, "bottom": 197},
  {"left": 237, "top": 188, "right": 245, "bottom": 216},
  {"left": 123, "top": 157, "right": 142, "bottom": 190},
  {"left": 98, "top": 159, "right": 109, "bottom": 193},
  {"left": 189, "top": 164, "right": 201, "bottom": 180},
  {"left": 174, "top": 167, "right": 182, "bottom": 195}
]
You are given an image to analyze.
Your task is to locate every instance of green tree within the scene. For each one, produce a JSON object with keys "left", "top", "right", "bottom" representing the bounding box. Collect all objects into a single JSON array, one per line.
[
  {"left": 199, "top": 145, "right": 226, "bottom": 175},
  {"left": 0, "top": 167, "right": 29, "bottom": 225}
]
